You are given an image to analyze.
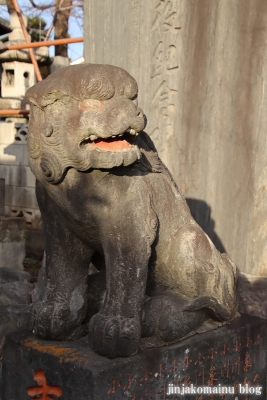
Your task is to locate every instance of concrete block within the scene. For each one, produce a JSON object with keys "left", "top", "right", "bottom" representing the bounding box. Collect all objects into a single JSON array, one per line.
[
  {"left": 18, "top": 208, "right": 40, "bottom": 229},
  {"left": 23, "top": 145, "right": 29, "bottom": 166},
  {"left": 2, "top": 316, "right": 267, "bottom": 399},
  {"left": 15, "top": 125, "right": 28, "bottom": 144},
  {"left": 5, "top": 186, "right": 38, "bottom": 209},
  {"left": 3, "top": 206, "right": 41, "bottom": 231},
  {"left": 0, "top": 217, "right": 26, "bottom": 270},
  {"left": 7, "top": 208, "right": 24, "bottom": 218},
  {"left": 0, "top": 122, "right": 16, "bottom": 145},
  {"left": 0, "top": 98, "right": 22, "bottom": 110},
  {"left": 0, "top": 216, "right": 26, "bottom": 242},
  {"left": 24, "top": 167, "right": 36, "bottom": 188},
  {"left": 5, "top": 186, "right": 17, "bottom": 206},
  {"left": 4, "top": 206, "right": 9, "bottom": 216},
  {"left": 1, "top": 165, "right": 21, "bottom": 186},
  {"left": 0, "top": 144, "right": 25, "bottom": 166},
  {"left": 25, "top": 229, "right": 44, "bottom": 257},
  {"left": 0, "top": 165, "right": 35, "bottom": 188},
  {"left": 9, "top": 12, "right": 28, "bottom": 31},
  {"left": 0, "top": 305, "right": 31, "bottom": 360},
  {"left": 28, "top": 209, "right": 42, "bottom": 230},
  {"left": 0, "top": 178, "right": 4, "bottom": 216}
]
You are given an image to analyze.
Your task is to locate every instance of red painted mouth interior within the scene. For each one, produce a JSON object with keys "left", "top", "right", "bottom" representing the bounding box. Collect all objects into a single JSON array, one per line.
[{"left": 90, "top": 137, "right": 132, "bottom": 151}]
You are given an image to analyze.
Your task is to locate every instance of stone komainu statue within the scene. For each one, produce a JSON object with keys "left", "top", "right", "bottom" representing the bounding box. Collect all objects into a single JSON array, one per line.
[{"left": 26, "top": 64, "right": 238, "bottom": 358}]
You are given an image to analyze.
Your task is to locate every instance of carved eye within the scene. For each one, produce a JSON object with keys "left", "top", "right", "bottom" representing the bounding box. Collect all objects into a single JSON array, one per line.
[{"left": 79, "top": 99, "right": 104, "bottom": 112}]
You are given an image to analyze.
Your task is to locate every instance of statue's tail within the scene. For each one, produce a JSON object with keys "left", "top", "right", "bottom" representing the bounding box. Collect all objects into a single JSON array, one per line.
[{"left": 184, "top": 295, "right": 238, "bottom": 322}]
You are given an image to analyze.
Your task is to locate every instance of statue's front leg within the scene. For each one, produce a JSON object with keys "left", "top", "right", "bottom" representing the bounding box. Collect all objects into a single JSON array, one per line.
[
  {"left": 32, "top": 183, "right": 92, "bottom": 340},
  {"left": 88, "top": 235, "right": 150, "bottom": 358}
]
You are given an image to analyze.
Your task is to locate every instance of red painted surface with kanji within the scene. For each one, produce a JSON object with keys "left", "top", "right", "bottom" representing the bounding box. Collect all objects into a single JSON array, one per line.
[{"left": 27, "top": 369, "right": 62, "bottom": 399}]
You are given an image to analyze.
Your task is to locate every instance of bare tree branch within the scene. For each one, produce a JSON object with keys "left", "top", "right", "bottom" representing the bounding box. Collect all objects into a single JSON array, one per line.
[
  {"left": 6, "top": 0, "right": 84, "bottom": 59},
  {"left": 28, "top": 0, "right": 54, "bottom": 10},
  {"left": 54, "top": 0, "right": 72, "bottom": 57},
  {"left": 58, "top": 3, "right": 83, "bottom": 11},
  {"left": 44, "top": 18, "right": 55, "bottom": 40},
  {"left": 6, "top": 0, "right": 16, "bottom": 14}
]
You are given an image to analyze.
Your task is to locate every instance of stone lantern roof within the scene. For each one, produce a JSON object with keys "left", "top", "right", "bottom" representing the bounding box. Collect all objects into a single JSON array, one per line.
[{"left": 0, "top": 17, "right": 11, "bottom": 35}]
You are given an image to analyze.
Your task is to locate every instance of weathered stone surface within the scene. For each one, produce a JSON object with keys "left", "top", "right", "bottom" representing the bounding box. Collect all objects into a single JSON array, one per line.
[
  {"left": 0, "top": 305, "right": 30, "bottom": 359},
  {"left": 0, "top": 217, "right": 25, "bottom": 270},
  {"left": 84, "top": 0, "right": 267, "bottom": 275},
  {"left": 31, "top": 254, "right": 46, "bottom": 304},
  {"left": 25, "top": 229, "right": 44, "bottom": 256},
  {"left": 0, "top": 267, "right": 32, "bottom": 284},
  {"left": 0, "top": 268, "right": 33, "bottom": 363},
  {"left": 0, "top": 217, "right": 25, "bottom": 242},
  {"left": 0, "top": 281, "right": 33, "bottom": 306},
  {"left": 238, "top": 273, "right": 267, "bottom": 319},
  {"left": 0, "top": 366, "right": 2, "bottom": 400},
  {"left": 25, "top": 64, "right": 238, "bottom": 358},
  {"left": 2, "top": 316, "right": 267, "bottom": 400},
  {"left": 1, "top": 247, "right": 23, "bottom": 268},
  {"left": 0, "top": 179, "right": 4, "bottom": 217}
]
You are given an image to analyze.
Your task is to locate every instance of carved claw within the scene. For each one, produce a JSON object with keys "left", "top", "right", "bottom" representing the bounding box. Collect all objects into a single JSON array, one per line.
[
  {"left": 88, "top": 313, "right": 141, "bottom": 358},
  {"left": 31, "top": 301, "right": 77, "bottom": 340},
  {"left": 31, "top": 301, "right": 56, "bottom": 338},
  {"left": 31, "top": 284, "right": 88, "bottom": 340}
]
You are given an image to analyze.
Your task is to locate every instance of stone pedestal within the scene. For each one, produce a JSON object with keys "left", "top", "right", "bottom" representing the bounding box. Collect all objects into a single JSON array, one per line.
[{"left": 2, "top": 315, "right": 267, "bottom": 399}]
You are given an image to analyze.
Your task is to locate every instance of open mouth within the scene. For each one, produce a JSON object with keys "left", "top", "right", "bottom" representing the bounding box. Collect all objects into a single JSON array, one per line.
[{"left": 80, "top": 129, "right": 138, "bottom": 152}]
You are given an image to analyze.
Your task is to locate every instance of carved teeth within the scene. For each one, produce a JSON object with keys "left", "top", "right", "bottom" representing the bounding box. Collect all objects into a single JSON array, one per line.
[
  {"left": 89, "top": 135, "right": 98, "bottom": 141},
  {"left": 125, "top": 128, "right": 136, "bottom": 135}
]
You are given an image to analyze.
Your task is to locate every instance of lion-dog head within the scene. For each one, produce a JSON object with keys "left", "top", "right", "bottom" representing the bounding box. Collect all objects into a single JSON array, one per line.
[{"left": 26, "top": 64, "right": 146, "bottom": 184}]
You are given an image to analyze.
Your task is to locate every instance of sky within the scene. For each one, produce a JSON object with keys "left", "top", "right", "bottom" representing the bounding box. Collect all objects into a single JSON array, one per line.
[{"left": 0, "top": 0, "right": 84, "bottom": 62}]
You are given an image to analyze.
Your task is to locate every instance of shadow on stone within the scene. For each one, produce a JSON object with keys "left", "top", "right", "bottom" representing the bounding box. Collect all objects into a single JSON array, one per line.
[
  {"left": 237, "top": 273, "right": 267, "bottom": 319},
  {"left": 186, "top": 198, "right": 226, "bottom": 253}
]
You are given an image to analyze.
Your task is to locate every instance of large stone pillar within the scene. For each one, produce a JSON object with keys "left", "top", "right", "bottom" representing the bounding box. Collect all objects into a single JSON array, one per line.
[{"left": 84, "top": 0, "right": 267, "bottom": 275}]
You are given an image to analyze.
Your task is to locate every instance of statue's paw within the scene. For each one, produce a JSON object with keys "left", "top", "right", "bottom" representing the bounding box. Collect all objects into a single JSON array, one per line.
[
  {"left": 31, "top": 300, "right": 58, "bottom": 338},
  {"left": 142, "top": 293, "right": 206, "bottom": 342},
  {"left": 88, "top": 313, "right": 141, "bottom": 358},
  {"left": 31, "top": 299, "right": 82, "bottom": 340}
]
